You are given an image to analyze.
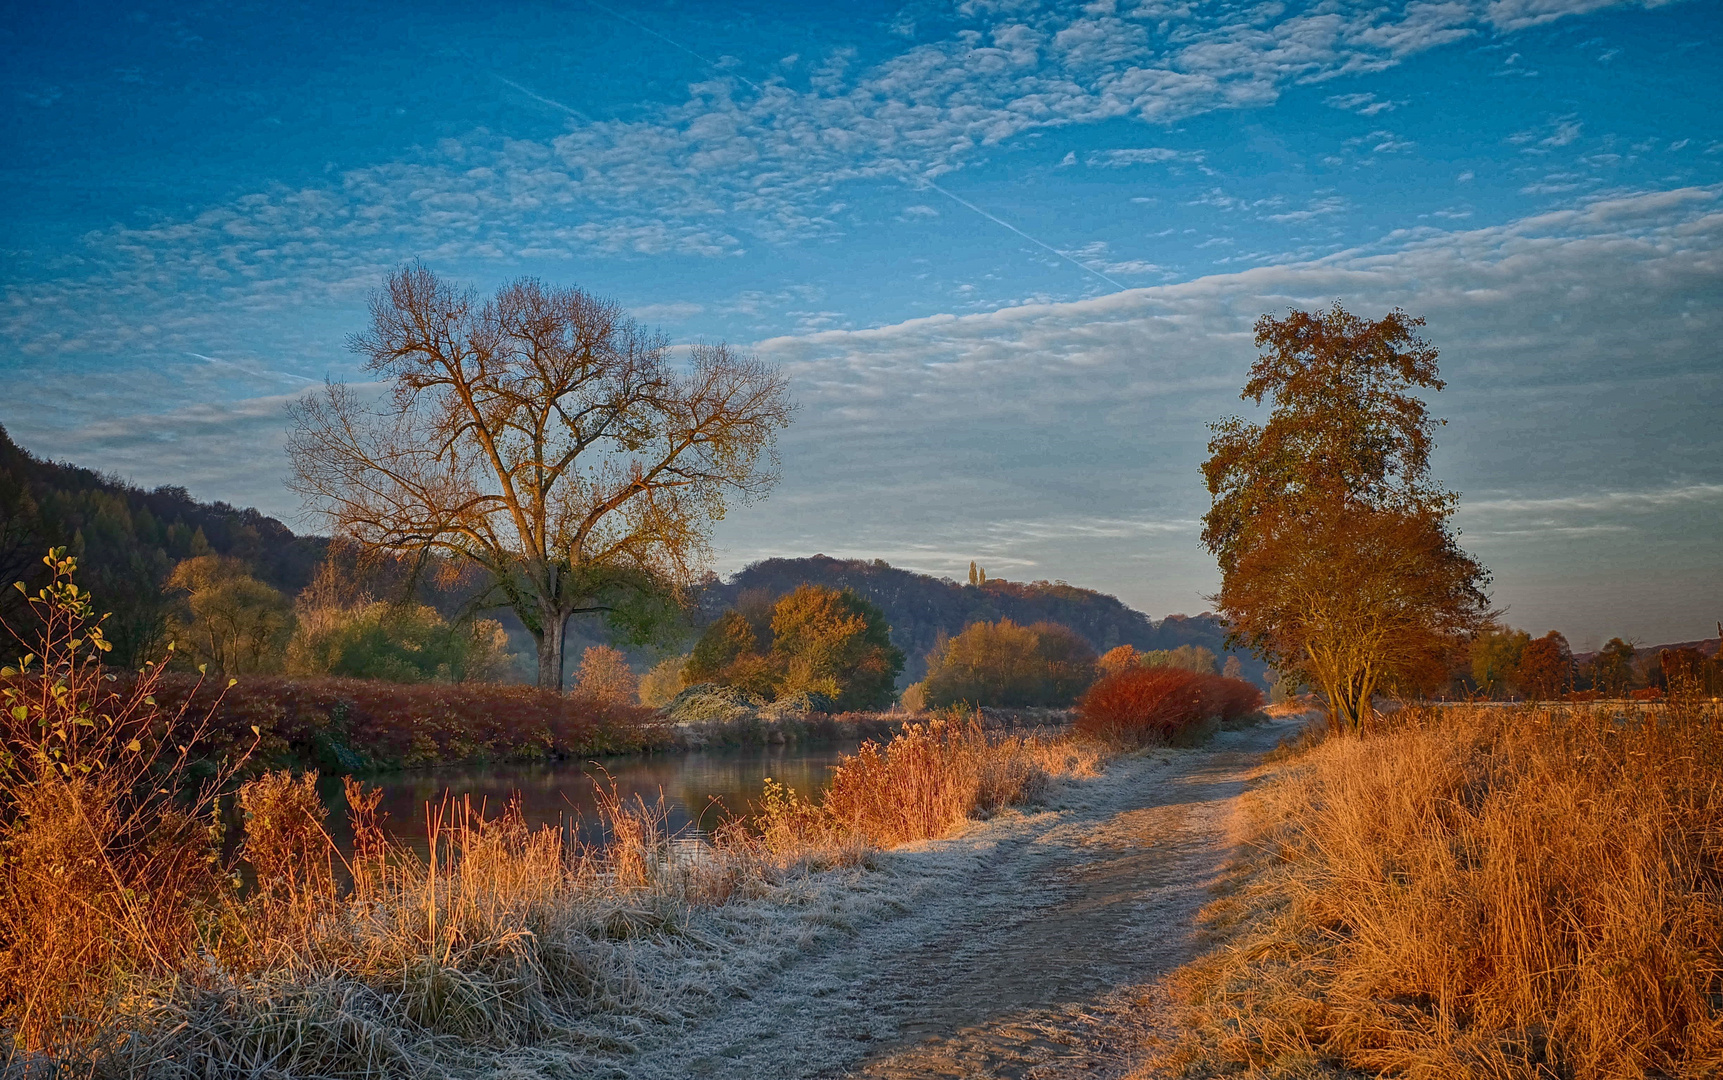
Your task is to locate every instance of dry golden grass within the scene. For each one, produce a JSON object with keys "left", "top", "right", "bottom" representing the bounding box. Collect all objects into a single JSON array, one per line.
[
  {"left": 1162, "top": 700, "right": 1723, "bottom": 1080},
  {"left": 6, "top": 673, "right": 1105, "bottom": 1075},
  {"left": 3, "top": 557, "right": 1115, "bottom": 1074},
  {"left": 755, "top": 716, "right": 1107, "bottom": 851}
]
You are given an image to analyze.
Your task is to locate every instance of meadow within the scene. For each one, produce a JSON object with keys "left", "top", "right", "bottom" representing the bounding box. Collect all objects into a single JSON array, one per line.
[{"left": 1161, "top": 696, "right": 1723, "bottom": 1079}]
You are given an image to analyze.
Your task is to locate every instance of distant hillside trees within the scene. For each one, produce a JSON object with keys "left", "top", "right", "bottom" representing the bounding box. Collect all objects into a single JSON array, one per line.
[
  {"left": 164, "top": 555, "right": 293, "bottom": 674},
  {"left": 686, "top": 585, "right": 903, "bottom": 709},
  {"left": 701, "top": 554, "right": 1261, "bottom": 687},
  {"left": 0, "top": 426, "right": 324, "bottom": 666},
  {"left": 1201, "top": 303, "right": 1490, "bottom": 731},
  {"left": 287, "top": 265, "right": 792, "bottom": 690},
  {"left": 915, "top": 619, "right": 1097, "bottom": 708}
]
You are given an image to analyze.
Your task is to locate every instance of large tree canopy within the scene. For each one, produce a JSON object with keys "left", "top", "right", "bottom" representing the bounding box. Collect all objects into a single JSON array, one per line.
[
  {"left": 288, "top": 266, "right": 793, "bottom": 689},
  {"left": 1201, "top": 303, "right": 1490, "bottom": 730}
]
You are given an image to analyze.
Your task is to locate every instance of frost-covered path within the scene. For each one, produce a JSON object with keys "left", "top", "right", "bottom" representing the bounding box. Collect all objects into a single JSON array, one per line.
[{"left": 624, "top": 717, "right": 1303, "bottom": 1080}]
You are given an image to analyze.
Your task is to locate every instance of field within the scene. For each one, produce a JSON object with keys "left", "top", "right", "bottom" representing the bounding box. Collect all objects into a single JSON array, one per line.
[{"left": 1160, "top": 699, "right": 1723, "bottom": 1079}]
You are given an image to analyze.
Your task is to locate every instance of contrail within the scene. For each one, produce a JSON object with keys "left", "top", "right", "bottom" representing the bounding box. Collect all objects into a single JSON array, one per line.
[
  {"left": 914, "top": 176, "right": 1127, "bottom": 292},
  {"left": 495, "top": 75, "right": 593, "bottom": 122},
  {"left": 582, "top": 0, "right": 763, "bottom": 93}
]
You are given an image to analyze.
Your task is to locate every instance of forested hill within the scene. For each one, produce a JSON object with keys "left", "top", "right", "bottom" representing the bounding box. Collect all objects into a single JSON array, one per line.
[
  {"left": 0, "top": 425, "right": 325, "bottom": 662},
  {"left": 700, "top": 555, "right": 1262, "bottom": 685}
]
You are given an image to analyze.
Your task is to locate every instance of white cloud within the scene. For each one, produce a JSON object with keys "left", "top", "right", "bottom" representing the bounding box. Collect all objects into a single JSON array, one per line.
[
  {"left": 630, "top": 301, "right": 707, "bottom": 322},
  {"left": 1085, "top": 147, "right": 1203, "bottom": 167},
  {"left": 711, "top": 185, "right": 1723, "bottom": 628},
  {"left": 6, "top": 0, "right": 1691, "bottom": 377},
  {"left": 1324, "top": 91, "right": 1402, "bottom": 114},
  {"left": 1486, "top": 0, "right": 1675, "bottom": 31}
]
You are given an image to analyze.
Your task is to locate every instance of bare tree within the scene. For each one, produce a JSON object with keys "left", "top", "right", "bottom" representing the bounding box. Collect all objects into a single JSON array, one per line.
[{"left": 288, "top": 266, "right": 793, "bottom": 689}]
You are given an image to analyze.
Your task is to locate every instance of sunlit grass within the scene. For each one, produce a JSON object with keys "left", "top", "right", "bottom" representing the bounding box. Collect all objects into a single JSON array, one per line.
[{"left": 1162, "top": 699, "right": 1723, "bottom": 1079}]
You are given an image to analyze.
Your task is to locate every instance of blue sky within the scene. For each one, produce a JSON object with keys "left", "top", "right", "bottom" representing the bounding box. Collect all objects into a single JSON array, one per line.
[{"left": 2, "top": 0, "right": 1719, "bottom": 648}]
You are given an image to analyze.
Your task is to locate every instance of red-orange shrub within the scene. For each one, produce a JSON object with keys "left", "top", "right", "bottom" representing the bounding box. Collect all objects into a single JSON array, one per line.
[{"left": 1074, "top": 666, "right": 1263, "bottom": 744}]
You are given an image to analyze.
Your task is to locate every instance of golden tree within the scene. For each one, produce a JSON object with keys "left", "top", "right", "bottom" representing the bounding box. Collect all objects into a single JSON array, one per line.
[
  {"left": 165, "top": 554, "right": 293, "bottom": 674},
  {"left": 1201, "top": 303, "right": 1489, "bottom": 730},
  {"left": 288, "top": 266, "right": 793, "bottom": 688}
]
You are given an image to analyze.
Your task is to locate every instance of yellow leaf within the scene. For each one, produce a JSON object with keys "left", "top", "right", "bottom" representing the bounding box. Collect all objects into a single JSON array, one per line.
[
  {"left": 126, "top": 739, "right": 142, "bottom": 753},
  {"left": 227, "top": 678, "right": 238, "bottom": 688},
  {"left": 198, "top": 664, "right": 207, "bottom": 675}
]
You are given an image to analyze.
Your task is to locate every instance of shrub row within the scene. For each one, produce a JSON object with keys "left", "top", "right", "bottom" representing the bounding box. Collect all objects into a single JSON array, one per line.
[
  {"left": 1074, "top": 666, "right": 1263, "bottom": 744},
  {"left": 96, "top": 673, "right": 672, "bottom": 772}
]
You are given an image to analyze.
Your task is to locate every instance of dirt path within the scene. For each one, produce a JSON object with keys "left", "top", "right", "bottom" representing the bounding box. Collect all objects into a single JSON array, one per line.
[{"left": 624, "top": 717, "right": 1304, "bottom": 1080}]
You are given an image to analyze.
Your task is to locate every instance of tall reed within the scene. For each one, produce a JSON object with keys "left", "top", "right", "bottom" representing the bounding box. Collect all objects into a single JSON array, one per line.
[
  {"left": 0, "top": 550, "right": 249, "bottom": 1056},
  {"left": 774, "top": 716, "right": 1105, "bottom": 849},
  {"left": 1167, "top": 702, "right": 1723, "bottom": 1079}
]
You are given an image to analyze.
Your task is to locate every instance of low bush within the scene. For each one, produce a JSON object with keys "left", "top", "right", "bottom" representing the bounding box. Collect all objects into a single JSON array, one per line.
[
  {"left": 95, "top": 673, "right": 671, "bottom": 773},
  {"left": 761, "top": 717, "right": 1105, "bottom": 849},
  {"left": 1074, "top": 666, "right": 1263, "bottom": 744},
  {"left": 0, "top": 551, "right": 250, "bottom": 1053}
]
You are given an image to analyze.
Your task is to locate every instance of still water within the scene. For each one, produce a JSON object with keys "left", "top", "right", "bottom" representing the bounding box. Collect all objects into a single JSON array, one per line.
[{"left": 321, "top": 745, "right": 855, "bottom": 859}]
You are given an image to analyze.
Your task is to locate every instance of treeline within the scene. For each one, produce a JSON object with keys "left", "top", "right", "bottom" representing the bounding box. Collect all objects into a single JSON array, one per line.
[
  {"left": 1, "top": 429, "right": 1271, "bottom": 701},
  {"left": 0, "top": 425, "right": 325, "bottom": 666},
  {"left": 1456, "top": 627, "right": 1721, "bottom": 700},
  {"left": 701, "top": 555, "right": 1263, "bottom": 686},
  {"left": 663, "top": 593, "right": 1248, "bottom": 714}
]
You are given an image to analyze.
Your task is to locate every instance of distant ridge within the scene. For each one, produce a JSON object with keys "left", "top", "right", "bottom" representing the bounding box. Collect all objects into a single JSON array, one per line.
[
  {"left": 0, "top": 426, "right": 1263, "bottom": 688},
  {"left": 700, "top": 554, "right": 1262, "bottom": 686},
  {"left": 0, "top": 424, "right": 325, "bottom": 662},
  {"left": 1573, "top": 637, "right": 1720, "bottom": 664}
]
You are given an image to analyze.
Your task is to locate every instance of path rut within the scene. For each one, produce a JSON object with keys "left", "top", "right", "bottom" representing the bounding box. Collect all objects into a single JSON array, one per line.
[{"left": 624, "top": 717, "right": 1303, "bottom": 1080}]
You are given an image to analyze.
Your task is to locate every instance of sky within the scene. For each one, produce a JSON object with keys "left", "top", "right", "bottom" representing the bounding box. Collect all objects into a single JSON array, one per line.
[{"left": 1, "top": 0, "right": 1719, "bottom": 649}]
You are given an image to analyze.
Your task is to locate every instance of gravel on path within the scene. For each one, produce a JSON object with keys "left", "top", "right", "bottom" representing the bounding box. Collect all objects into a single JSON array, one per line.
[{"left": 622, "top": 716, "right": 1308, "bottom": 1080}]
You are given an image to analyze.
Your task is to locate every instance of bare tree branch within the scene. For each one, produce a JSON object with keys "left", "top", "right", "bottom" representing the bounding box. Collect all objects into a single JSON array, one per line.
[{"left": 289, "top": 265, "right": 794, "bottom": 688}]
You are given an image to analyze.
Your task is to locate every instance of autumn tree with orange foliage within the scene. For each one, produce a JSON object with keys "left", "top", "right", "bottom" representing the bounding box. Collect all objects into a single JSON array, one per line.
[
  {"left": 1201, "top": 303, "right": 1490, "bottom": 731},
  {"left": 1515, "top": 631, "right": 1573, "bottom": 700},
  {"left": 288, "top": 266, "right": 792, "bottom": 689}
]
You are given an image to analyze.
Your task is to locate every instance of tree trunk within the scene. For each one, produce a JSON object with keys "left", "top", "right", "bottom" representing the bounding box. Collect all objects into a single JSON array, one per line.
[{"left": 537, "top": 608, "right": 567, "bottom": 691}]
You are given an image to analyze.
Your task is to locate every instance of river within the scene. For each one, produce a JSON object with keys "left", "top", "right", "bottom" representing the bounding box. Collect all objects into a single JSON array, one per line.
[{"left": 320, "top": 744, "right": 857, "bottom": 859}]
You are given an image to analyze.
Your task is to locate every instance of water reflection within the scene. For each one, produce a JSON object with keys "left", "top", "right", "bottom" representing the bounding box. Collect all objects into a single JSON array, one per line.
[{"left": 321, "top": 745, "right": 854, "bottom": 860}]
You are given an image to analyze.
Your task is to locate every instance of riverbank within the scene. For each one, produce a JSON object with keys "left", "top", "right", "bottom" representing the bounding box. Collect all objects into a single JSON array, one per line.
[
  {"left": 3, "top": 712, "right": 1109, "bottom": 1072},
  {"left": 115, "top": 673, "right": 1073, "bottom": 776},
  {"left": 669, "top": 704, "right": 1072, "bottom": 749}
]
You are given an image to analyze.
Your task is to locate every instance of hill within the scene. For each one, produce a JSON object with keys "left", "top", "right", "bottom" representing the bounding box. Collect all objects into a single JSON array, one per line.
[
  {"left": 0, "top": 424, "right": 326, "bottom": 664},
  {"left": 0, "top": 428, "right": 1261, "bottom": 688},
  {"left": 698, "top": 555, "right": 1262, "bottom": 686}
]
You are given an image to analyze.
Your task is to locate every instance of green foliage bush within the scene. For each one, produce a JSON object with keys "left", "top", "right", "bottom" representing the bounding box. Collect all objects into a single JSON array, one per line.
[
  {"left": 285, "top": 600, "right": 515, "bottom": 683},
  {"left": 921, "top": 619, "right": 1097, "bottom": 708},
  {"left": 684, "top": 585, "right": 904, "bottom": 710}
]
